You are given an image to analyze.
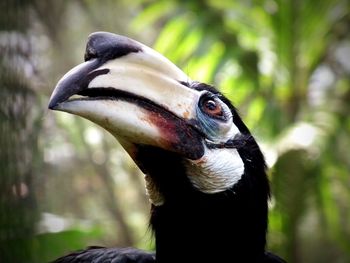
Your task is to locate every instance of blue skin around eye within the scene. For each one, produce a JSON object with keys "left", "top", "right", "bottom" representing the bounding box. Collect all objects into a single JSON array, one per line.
[{"left": 196, "top": 107, "right": 220, "bottom": 139}]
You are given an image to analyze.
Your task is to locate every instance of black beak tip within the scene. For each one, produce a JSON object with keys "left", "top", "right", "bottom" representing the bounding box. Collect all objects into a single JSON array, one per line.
[
  {"left": 48, "top": 100, "right": 57, "bottom": 110},
  {"left": 48, "top": 93, "right": 62, "bottom": 110},
  {"left": 48, "top": 83, "right": 71, "bottom": 111}
]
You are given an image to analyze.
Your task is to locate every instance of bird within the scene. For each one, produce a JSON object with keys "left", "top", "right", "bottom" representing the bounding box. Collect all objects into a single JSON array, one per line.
[{"left": 49, "top": 32, "right": 285, "bottom": 263}]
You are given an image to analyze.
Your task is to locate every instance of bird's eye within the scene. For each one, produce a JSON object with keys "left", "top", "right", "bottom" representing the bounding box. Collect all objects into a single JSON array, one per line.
[{"left": 200, "top": 96, "right": 224, "bottom": 118}]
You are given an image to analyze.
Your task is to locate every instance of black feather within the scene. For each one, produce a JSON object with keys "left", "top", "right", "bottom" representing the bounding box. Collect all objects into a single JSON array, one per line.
[{"left": 52, "top": 246, "right": 155, "bottom": 263}]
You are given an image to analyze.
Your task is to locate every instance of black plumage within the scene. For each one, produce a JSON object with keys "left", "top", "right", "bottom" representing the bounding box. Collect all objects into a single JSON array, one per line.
[{"left": 54, "top": 247, "right": 155, "bottom": 263}]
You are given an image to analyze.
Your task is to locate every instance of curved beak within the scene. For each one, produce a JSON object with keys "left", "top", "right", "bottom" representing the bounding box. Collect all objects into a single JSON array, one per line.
[{"left": 48, "top": 32, "right": 204, "bottom": 160}]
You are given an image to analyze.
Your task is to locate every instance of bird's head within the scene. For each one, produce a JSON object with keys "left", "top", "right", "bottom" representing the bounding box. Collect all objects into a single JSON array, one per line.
[{"left": 49, "top": 32, "right": 267, "bottom": 206}]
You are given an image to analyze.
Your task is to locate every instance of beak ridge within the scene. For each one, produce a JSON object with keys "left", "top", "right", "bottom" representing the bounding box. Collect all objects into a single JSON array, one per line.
[{"left": 84, "top": 32, "right": 142, "bottom": 62}]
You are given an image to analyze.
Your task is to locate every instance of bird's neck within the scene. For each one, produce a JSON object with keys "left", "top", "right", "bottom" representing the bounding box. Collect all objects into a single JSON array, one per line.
[
  {"left": 134, "top": 146, "right": 269, "bottom": 263},
  {"left": 151, "top": 183, "right": 268, "bottom": 263}
]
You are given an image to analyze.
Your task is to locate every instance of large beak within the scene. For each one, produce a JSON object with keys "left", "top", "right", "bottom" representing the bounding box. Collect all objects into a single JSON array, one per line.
[{"left": 48, "top": 32, "right": 204, "bottom": 160}]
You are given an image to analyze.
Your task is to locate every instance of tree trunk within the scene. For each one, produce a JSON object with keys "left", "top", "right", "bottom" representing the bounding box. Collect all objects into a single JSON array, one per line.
[
  {"left": 0, "top": 2, "right": 42, "bottom": 261},
  {"left": 0, "top": 64, "right": 41, "bottom": 263}
]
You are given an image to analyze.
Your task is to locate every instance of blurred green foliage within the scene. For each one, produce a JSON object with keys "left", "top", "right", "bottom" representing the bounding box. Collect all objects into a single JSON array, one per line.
[{"left": 0, "top": 0, "right": 349, "bottom": 262}]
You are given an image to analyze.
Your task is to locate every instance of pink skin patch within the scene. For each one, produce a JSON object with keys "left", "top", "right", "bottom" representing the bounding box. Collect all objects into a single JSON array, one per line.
[{"left": 145, "top": 108, "right": 204, "bottom": 160}]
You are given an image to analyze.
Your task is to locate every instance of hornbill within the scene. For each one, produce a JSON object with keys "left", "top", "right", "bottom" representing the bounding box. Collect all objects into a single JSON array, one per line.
[{"left": 49, "top": 32, "right": 285, "bottom": 263}]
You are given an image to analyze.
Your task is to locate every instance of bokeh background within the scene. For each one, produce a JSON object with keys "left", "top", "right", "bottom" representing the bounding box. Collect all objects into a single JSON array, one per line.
[{"left": 1, "top": 0, "right": 349, "bottom": 262}]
